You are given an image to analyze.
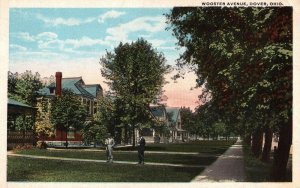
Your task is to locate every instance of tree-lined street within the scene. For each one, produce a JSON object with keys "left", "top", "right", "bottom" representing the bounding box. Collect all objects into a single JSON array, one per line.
[{"left": 7, "top": 6, "right": 292, "bottom": 182}]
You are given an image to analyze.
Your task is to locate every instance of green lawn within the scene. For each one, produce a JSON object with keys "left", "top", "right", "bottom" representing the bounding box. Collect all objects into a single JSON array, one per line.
[
  {"left": 8, "top": 140, "right": 236, "bottom": 182},
  {"left": 14, "top": 149, "right": 217, "bottom": 166},
  {"left": 7, "top": 157, "right": 204, "bottom": 182},
  {"left": 115, "top": 140, "right": 237, "bottom": 154}
]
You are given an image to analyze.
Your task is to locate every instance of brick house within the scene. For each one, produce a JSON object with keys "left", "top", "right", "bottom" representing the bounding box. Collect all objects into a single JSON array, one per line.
[{"left": 36, "top": 72, "right": 103, "bottom": 146}]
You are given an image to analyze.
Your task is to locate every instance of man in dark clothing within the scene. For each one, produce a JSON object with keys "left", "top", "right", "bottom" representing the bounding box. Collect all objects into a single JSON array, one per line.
[{"left": 138, "top": 136, "right": 146, "bottom": 164}]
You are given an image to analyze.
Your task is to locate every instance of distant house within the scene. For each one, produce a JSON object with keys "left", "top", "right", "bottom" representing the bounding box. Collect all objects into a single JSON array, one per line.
[
  {"left": 36, "top": 72, "right": 103, "bottom": 146},
  {"left": 138, "top": 105, "right": 170, "bottom": 143},
  {"left": 138, "top": 105, "right": 189, "bottom": 143},
  {"left": 166, "top": 107, "right": 188, "bottom": 142}
]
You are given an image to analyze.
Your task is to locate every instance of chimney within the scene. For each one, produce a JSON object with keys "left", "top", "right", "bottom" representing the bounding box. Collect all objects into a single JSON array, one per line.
[{"left": 55, "top": 72, "right": 62, "bottom": 96}]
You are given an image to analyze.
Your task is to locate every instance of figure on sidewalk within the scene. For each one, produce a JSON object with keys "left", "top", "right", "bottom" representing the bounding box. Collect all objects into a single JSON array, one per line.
[
  {"left": 105, "top": 135, "right": 115, "bottom": 163},
  {"left": 137, "top": 135, "right": 146, "bottom": 164}
]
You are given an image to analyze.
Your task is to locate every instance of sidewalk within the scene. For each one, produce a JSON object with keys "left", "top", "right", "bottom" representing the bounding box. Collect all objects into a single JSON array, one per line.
[
  {"left": 192, "top": 139, "right": 245, "bottom": 182},
  {"left": 7, "top": 153, "right": 207, "bottom": 168}
]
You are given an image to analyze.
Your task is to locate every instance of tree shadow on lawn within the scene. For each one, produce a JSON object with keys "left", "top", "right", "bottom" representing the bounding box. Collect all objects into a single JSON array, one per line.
[
  {"left": 115, "top": 145, "right": 231, "bottom": 155},
  {"left": 144, "top": 155, "right": 217, "bottom": 166}
]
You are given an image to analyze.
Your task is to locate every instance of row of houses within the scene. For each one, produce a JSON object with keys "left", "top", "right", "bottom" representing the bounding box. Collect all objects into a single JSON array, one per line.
[{"left": 8, "top": 72, "right": 188, "bottom": 147}]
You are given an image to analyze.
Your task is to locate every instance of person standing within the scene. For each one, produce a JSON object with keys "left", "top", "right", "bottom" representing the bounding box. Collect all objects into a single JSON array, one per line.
[
  {"left": 138, "top": 135, "right": 146, "bottom": 164},
  {"left": 105, "top": 135, "right": 115, "bottom": 163}
]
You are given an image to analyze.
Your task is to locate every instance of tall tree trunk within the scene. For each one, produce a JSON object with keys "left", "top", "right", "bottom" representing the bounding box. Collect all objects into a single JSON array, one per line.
[
  {"left": 132, "top": 124, "right": 136, "bottom": 147},
  {"left": 251, "top": 128, "right": 263, "bottom": 158},
  {"left": 244, "top": 133, "right": 251, "bottom": 146},
  {"left": 124, "top": 125, "right": 128, "bottom": 144},
  {"left": 65, "top": 128, "right": 68, "bottom": 148},
  {"left": 271, "top": 118, "right": 292, "bottom": 181},
  {"left": 261, "top": 126, "right": 273, "bottom": 162}
]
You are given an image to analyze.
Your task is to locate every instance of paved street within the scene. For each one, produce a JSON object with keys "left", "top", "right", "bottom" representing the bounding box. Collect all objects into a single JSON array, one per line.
[{"left": 192, "top": 139, "right": 245, "bottom": 182}]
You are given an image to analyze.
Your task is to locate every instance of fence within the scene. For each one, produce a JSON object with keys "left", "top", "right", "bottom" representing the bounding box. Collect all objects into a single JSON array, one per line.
[{"left": 7, "top": 131, "right": 36, "bottom": 148}]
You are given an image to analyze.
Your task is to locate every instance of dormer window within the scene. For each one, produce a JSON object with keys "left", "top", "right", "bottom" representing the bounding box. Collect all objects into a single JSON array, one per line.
[{"left": 49, "top": 87, "right": 55, "bottom": 94}]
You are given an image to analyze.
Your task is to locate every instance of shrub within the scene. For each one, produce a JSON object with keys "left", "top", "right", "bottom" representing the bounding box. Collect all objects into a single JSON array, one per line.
[
  {"left": 13, "top": 144, "right": 33, "bottom": 150},
  {"left": 36, "top": 141, "right": 48, "bottom": 149}
]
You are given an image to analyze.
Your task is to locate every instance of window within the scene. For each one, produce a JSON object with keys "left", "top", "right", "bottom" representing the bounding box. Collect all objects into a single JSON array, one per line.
[
  {"left": 86, "top": 100, "right": 90, "bottom": 114},
  {"left": 94, "top": 101, "right": 97, "bottom": 114},
  {"left": 67, "top": 130, "right": 75, "bottom": 139}
]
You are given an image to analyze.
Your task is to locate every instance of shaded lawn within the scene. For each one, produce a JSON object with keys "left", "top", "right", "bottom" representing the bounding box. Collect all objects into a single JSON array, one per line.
[
  {"left": 14, "top": 149, "right": 217, "bottom": 166},
  {"left": 7, "top": 157, "right": 204, "bottom": 182},
  {"left": 243, "top": 144, "right": 292, "bottom": 182},
  {"left": 115, "top": 140, "right": 237, "bottom": 154}
]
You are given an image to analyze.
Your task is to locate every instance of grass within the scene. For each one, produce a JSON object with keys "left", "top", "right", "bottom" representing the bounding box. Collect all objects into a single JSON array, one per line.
[
  {"left": 7, "top": 157, "right": 204, "bottom": 182},
  {"left": 243, "top": 144, "right": 292, "bottom": 182},
  {"left": 8, "top": 140, "right": 236, "bottom": 182},
  {"left": 14, "top": 149, "right": 217, "bottom": 166},
  {"left": 115, "top": 140, "right": 237, "bottom": 154}
]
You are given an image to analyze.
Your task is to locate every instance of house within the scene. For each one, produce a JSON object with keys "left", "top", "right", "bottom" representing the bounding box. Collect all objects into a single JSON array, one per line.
[
  {"left": 138, "top": 105, "right": 189, "bottom": 143},
  {"left": 36, "top": 72, "right": 103, "bottom": 146},
  {"left": 166, "top": 107, "right": 188, "bottom": 142},
  {"left": 138, "top": 105, "right": 170, "bottom": 143},
  {"left": 7, "top": 98, "right": 37, "bottom": 148}
]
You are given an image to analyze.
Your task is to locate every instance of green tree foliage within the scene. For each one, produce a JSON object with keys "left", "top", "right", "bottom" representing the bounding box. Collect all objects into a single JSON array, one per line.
[
  {"left": 8, "top": 70, "right": 43, "bottom": 106},
  {"left": 180, "top": 107, "right": 197, "bottom": 135},
  {"left": 8, "top": 71, "right": 43, "bottom": 132},
  {"left": 81, "top": 96, "right": 113, "bottom": 145},
  {"left": 8, "top": 71, "right": 19, "bottom": 97},
  {"left": 100, "top": 38, "right": 170, "bottom": 146},
  {"left": 50, "top": 89, "right": 87, "bottom": 147},
  {"left": 9, "top": 116, "right": 34, "bottom": 131},
  {"left": 35, "top": 98, "right": 55, "bottom": 140},
  {"left": 166, "top": 7, "right": 292, "bottom": 180},
  {"left": 82, "top": 120, "right": 108, "bottom": 147}
]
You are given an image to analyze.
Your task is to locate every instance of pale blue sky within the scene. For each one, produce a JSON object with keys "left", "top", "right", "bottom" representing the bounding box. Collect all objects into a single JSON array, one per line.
[
  {"left": 9, "top": 8, "right": 201, "bottom": 110},
  {"left": 9, "top": 8, "right": 180, "bottom": 64}
]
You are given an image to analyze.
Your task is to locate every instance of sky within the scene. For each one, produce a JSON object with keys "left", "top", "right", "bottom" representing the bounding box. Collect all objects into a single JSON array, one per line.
[{"left": 9, "top": 8, "right": 202, "bottom": 110}]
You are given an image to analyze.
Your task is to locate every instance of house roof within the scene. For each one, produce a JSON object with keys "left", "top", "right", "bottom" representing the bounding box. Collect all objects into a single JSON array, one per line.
[
  {"left": 83, "top": 84, "right": 102, "bottom": 98},
  {"left": 8, "top": 98, "right": 37, "bottom": 115},
  {"left": 37, "top": 77, "right": 98, "bottom": 99},
  {"left": 62, "top": 77, "right": 95, "bottom": 99},
  {"left": 150, "top": 105, "right": 166, "bottom": 117},
  {"left": 166, "top": 107, "right": 180, "bottom": 123},
  {"left": 8, "top": 98, "right": 33, "bottom": 109},
  {"left": 37, "top": 87, "right": 51, "bottom": 95}
]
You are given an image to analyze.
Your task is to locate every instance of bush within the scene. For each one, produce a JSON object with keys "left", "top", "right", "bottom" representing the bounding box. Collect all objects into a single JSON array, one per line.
[
  {"left": 36, "top": 141, "right": 48, "bottom": 149},
  {"left": 13, "top": 144, "right": 33, "bottom": 150}
]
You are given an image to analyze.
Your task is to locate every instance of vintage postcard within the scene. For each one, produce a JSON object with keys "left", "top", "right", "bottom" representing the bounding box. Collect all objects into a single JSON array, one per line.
[{"left": 1, "top": 0, "right": 299, "bottom": 188}]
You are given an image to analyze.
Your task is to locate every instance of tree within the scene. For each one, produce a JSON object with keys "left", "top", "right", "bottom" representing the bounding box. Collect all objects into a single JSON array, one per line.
[
  {"left": 8, "top": 71, "right": 44, "bottom": 132},
  {"left": 100, "top": 38, "right": 170, "bottom": 146},
  {"left": 35, "top": 97, "right": 55, "bottom": 140},
  {"left": 180, "top": 107, "right": 197, "bottom": 138},
  {"left": 166, "top": 7, "right": 292, "bottom": 180},
  {"left": 9, "top": 70, "right": 43, "bottom": 106},
  {"left": 8, "top": 71, "right": 19, "bottom": 98},
  {"left": 50, "top": 89, "right": 87, "bottom": 148},
  {"left": 82, "top": 120, "right": 108, "bottom": 147}
]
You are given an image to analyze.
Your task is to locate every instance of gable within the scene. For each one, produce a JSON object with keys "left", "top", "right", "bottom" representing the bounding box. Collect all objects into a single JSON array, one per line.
[{"left": 166, "top": 107, "right": 180, "bottom": 123}]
